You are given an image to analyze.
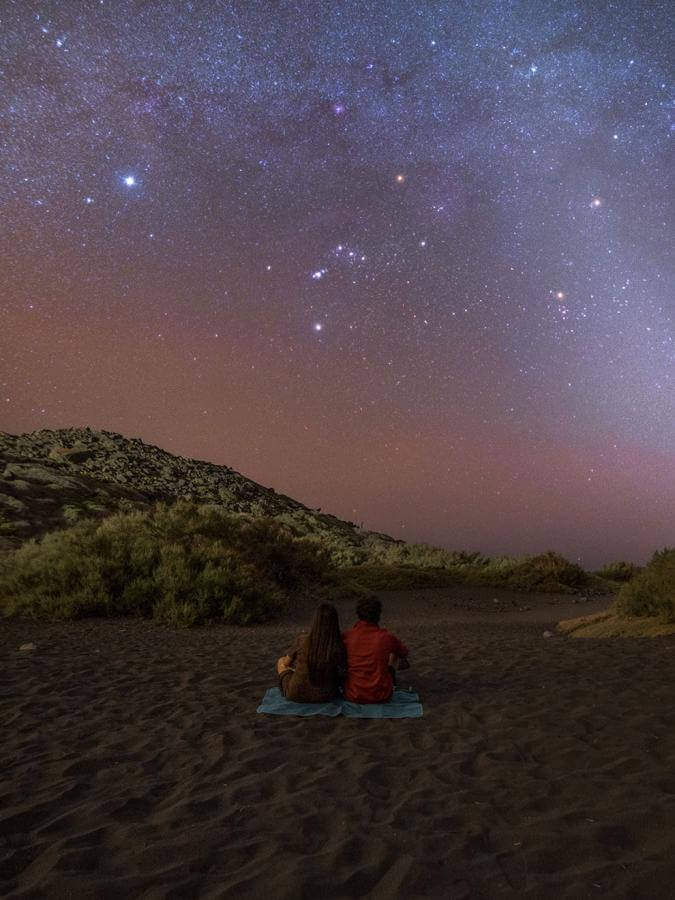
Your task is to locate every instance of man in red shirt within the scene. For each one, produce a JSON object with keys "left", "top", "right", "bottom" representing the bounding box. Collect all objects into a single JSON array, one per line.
[{"left": 342, "top": 598, "right": 410, "bottom": 703}]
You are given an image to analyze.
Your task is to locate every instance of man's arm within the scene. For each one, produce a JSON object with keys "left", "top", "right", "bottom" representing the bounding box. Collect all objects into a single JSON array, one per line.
[{"left": 388, "top": 632, "right": 409, "bottom": 661}]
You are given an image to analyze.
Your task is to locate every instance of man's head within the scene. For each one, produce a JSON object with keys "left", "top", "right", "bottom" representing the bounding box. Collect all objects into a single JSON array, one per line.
[{"left": 356, "top": 597, "right": 382, "bottom": 624}]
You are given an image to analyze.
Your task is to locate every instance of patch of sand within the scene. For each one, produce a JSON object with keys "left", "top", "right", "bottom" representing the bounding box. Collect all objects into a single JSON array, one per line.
[{"left": 2, "top": 588, "right": 674, "bottom": 897}]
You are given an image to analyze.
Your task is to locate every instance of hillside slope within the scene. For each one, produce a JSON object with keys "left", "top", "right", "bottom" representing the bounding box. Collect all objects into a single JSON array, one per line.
[{"left": 0, "top": 428, "right": 397, "bottom": 559}]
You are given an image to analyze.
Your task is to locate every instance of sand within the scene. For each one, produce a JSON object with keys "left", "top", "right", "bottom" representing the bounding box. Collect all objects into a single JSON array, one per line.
[{"left": 2, "top": 587, "right": 674, "bottom": 898}]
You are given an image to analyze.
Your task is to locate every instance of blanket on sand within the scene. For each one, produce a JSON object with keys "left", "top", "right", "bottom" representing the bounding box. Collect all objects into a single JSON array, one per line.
[{"left": 257, "top": 687, "right": 423, "bottom": 718}]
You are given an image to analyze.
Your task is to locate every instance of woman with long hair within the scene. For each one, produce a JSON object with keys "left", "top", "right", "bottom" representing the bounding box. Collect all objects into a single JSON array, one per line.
[{"left": 276, "top": 603, "right": 346, "bottom": 703}]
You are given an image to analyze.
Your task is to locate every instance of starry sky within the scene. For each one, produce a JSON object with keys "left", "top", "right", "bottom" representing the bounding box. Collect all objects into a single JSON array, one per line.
[{"left": 2, "top": 0, "right": 673, "bottom": 567}]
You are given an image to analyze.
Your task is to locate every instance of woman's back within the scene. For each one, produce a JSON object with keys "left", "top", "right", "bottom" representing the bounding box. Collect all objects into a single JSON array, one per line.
[
  {"left": 277, "top": 603, "right": 346, "bottom": 703},
  {"left": 280, "top": 633, "right": 344, "bottom": 703}
]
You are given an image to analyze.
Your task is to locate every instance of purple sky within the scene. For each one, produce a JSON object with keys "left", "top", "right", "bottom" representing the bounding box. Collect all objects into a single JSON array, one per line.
[{"left": 2, "top": 0, "right": 673, "bottom": 567}]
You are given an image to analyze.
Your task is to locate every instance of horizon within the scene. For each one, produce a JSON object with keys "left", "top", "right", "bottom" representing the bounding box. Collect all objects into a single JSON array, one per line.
[
  {"left": 4, "top": 423, "right": 671, "bottom": 570},
  {"left": 3, "top": 1, "right": 673, "bottom": 570}
]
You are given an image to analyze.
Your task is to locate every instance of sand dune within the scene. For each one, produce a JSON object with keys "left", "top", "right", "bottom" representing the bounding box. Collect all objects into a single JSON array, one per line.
[{"left": 2, "top": 588, "right": 674, "bottom": 898}]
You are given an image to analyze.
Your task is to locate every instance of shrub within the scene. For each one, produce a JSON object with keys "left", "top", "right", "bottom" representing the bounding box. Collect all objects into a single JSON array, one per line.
[
  {"left": 366, "top": 541, "right": 489, "bottom": 570},
  {"left": 348, "top": 547, "right": 593, "bottom": 594},
  {"left": 616, "top": 549, "right": 675, "bottom": 622},
  {"left": 473, "top": 551, "right": 587, "bottom": 593},
  {"left": 338, "top": 565, "right": 461, "bottom": 591},
  {"left": 0, "top": 502, "right": 331, "bottom": 625},
  {"left": 594, "top": 560, "right": 640, "bottom": 583}
]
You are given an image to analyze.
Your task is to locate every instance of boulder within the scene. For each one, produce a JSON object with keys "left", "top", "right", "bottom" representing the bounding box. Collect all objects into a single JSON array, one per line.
[
  {"left": 49, "top": 446, "right": 95, "bottom": 464},
  {"left": 0, "top": 494, "right": 26, "bottom": 512},
  {"left": 3, "top": 464, "right": 83, "bottom": 488}
]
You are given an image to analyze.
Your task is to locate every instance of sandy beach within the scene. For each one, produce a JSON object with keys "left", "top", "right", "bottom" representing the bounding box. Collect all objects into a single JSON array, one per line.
[{"left": 2, "top": 587, "right": 674, "bottom": 898}]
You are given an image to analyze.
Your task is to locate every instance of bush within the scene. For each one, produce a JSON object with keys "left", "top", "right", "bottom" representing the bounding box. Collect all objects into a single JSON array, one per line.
[
  {"left": 470, "top": 551, "right": 587, "bottom": 593},
  {"left": 616, "top": 549, "right": 675, "bottom": 622},
  {"left": 594, "top": 560, "right": 640, "bottom": 583},
  {"left": 338, "top": 565, "right": 461, "bottom": 591},
  {"left": 366, "top": 541, "right": 488, "bottom": 570},
  {"left": 347, "top": 548, "right": 593, "bottom": 594},
  {"left": 0, "top": 502, "right": 332, "bottom": 625}
]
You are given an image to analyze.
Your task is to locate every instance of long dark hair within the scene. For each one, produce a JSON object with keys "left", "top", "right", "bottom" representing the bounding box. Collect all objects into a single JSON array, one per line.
[{"left": 305, "top": 603, "right": 346, "bottom": 683}]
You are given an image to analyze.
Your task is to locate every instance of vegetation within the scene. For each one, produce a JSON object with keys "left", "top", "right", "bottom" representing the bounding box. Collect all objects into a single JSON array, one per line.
[
  {"left": 558, "top": 609, "right": 675, "bottom": 638},
  {"left": 616, "top": 548, "right": 675, "bottom": 622},
  {"left": 337, "top": 565, "right": 461, "bottom": 592},
  {"left": 559, "top": 549, "right": 674, "bottom": 637},
  {"left": 1, "top": 497, "right": 640, "bottom": 629},
  {"left": 594, "top": 560, "right": 641, "bottom": 583},
  {"left": 351, "top": 545, "right": 611, "bottom": 595},
  {"left": 0, "top": 502, "right": 332, "bottom": 626}
]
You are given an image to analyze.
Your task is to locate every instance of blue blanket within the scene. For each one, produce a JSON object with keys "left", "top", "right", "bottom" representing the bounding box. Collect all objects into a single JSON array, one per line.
[{"left": 257, "top": 688, "right": 423, "bottom": 718}]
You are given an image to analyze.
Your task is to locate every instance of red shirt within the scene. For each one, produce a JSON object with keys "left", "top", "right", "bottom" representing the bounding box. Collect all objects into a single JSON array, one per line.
[{"left": 342, "top": 621, "right": 409, "bottom": 703}]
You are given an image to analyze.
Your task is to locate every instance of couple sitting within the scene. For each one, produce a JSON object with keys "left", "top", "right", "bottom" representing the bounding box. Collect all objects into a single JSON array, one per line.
[{"left": 276, "top": 597, "right": 410, "bottom": 704}]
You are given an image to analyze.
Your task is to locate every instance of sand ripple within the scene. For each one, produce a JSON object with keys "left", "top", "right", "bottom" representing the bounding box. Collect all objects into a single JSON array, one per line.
[{"left": 2, "top": 590, "right": 674, "bottom": 897}]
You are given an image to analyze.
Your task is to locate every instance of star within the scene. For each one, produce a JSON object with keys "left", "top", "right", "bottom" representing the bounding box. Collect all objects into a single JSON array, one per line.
[{"left": 2, "top": 0, "right": 671, "bottom": 571}]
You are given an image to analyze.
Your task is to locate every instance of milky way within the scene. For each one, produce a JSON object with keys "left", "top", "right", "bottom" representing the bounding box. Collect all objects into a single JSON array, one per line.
[{"left": 2, "top": 0, "right": 673, "bottom": 566}]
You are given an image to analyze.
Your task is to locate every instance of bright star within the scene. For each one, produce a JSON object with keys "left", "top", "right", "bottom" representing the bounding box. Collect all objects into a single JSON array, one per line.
[
  {"left": 313, "top": 323, "right": 323, "bottom": 331},
  {"left": 555, "top": 291, "right": 566, "bottom": 301},
  {"left": 123, "top": 175, "right": 136, "bottom": 187},
  {"left": 311, "top": 269, "right": 327, "bottom": 280},
  {"left": 84, "top": 196, "right": 94, "bottom": 204},
  {"left": 395, "top": 173, "right": 406, "bottom": 184},
  {"left": 590, "top": 197, "right": 602, "bottom": 208}
]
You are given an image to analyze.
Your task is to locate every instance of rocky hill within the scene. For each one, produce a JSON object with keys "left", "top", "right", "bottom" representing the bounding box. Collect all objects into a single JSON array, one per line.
[{"left": 0, "top": 428, "right": 397, "bottom": 560}]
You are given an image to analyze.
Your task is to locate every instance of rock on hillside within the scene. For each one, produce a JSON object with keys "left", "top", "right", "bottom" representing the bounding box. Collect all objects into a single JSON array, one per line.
[{"left": 0, "top": 428, "right": 397, "bottom": 559}]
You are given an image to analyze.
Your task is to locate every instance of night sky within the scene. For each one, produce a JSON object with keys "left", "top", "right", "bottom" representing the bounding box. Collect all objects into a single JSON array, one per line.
[{"left": 2, "top": 0, "right": 673, "bottom": 567}]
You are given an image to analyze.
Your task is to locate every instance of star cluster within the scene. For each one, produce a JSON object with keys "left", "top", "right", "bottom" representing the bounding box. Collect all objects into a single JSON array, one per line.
[{"left": 1, "top": 0, "right": 673, "bottom": 565}]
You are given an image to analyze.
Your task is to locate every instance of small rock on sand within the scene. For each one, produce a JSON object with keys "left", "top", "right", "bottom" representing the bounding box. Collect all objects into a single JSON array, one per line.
[
  {"left": 543, "top": 631, "right": 553, "bottom": 639},
  {"left": 19, "top": 643, "right": 36, "bottom": 651}
]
